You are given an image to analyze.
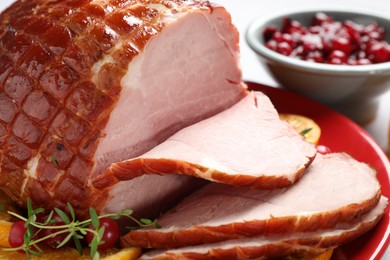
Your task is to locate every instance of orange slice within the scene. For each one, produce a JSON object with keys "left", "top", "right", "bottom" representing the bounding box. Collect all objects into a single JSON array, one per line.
[
  {"left": 0, "top": 221, "right": 12, "bottom": 248},
  {"left": 309, "top": 249, "right": 334, "bottom": 260},
  {"left": 0, "top": 247, "right": 141, "bottom": 260},
  {"left": 279, "top": 113, "right": 321, "bottom": 145}
]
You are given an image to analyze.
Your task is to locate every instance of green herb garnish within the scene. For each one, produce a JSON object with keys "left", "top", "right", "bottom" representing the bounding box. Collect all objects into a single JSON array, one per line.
[
  {"left": 50, "top": 156, "right": 59, "bottom": 168},
  {"left": 299, "top": 127, "right": 312, "bottom": 136},
  {"left": 5, "top": 198, "right": 159, "bottom": 260}
]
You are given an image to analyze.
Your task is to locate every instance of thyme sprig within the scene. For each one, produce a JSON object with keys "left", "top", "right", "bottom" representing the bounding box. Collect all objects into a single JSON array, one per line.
[{"left": 4, "top": 198, "right": 160, "bottom": 260}]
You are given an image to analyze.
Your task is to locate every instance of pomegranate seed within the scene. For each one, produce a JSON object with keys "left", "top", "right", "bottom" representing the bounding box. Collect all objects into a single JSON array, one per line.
[
  {"left": 263, "top": 12, "right": 390, "bottom": 65},
  {"left": 263, "top": 25, "right": 278, "bottom": 42},
  {"left": 281, "top": 17, "right": 292, "bottom": 33},
  {"left": 302, "top": 34, "right": 323, "bottom": 52},
  {"left": 366, "top": 41, "right": 390, "bottom": 63},
  {"left": 289, "top": 20, "right": 306, "bottom": 34},
  {"left": 368, "top": 31, "right": 382, "bottom": 41},
  {"left": 356, "top": 50, "right": 366, "bottom": 59},
  {"left": 272, "top": 31, "right": 283, "bottom": 43},
  {"left": 306, "top": 51, "right": 324, "bottom": 63},
  {"left": 281, "top": 33, "right": 294, "bottom": 47},
  {"left": 356, "top": 58, "right": 372, "bottom": 65},
  {"left": 348, "top": 58, "right": 357, "bottom": 65},
  {"left": 331, "top": 37, "right": 352, "bottom": 55},
  {"left": 343, "top": 21, "right": 361, "bottom": 44},
  {"left": 265, "top": 39, "right": 278, "bottom": 51},
  {"left": 276, "top": 42, "right": 293, "bottom": 56},
  {"left": 327, "top": 50, "right": 347, "bottom": 64},
  {"left": 312, "top": 12, "right": 333, "bottom": 26},
  {"left": 309, "top": 26, "right": 322, "bottom": 34}
]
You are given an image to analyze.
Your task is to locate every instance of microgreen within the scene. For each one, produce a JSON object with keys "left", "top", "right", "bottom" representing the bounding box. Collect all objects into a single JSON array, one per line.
[
  {"left": 300, "top": 127, "right": 312, "bottom": 136},
  {"left": 50, "top": 156, "right": 59, "bottom": 168},
  {"left": 5, "top": 199, "right": 160, "bottom": 260}
]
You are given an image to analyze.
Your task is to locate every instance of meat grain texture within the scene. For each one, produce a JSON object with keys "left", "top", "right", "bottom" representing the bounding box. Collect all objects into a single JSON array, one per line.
[
  {"left": 94, "top": 91, "right": 317, "bottom": 190},
  {"left": 0, "top": 0, "right": 247, "bottom": 216}
]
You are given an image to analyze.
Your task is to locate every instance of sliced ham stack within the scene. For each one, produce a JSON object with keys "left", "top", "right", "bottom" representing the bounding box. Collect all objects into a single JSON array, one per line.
[
  {"left": 121, "top": 153, "right": 382, "bottom": 249},
  {"left": 96, "top": 91, "right": 317, "bottom": 217},
  {"left": 94, "top": 91, "right": 317, "bottom": 190},
  {"left": 140, "top": 197, "right": 388, "bottom": 260}
]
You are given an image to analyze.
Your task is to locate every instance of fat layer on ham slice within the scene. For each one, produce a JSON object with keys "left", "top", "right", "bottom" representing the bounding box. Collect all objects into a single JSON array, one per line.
[
  {"left": 94, "top": 91, "right": 317, "bottom": 190},
  {"left": 140, "top": 196, "right": 388, "bottom": 260},
  {"left": 0, "top": 0, "right": 246, "bottom": 215},
  {"left": 121, "top": 153, "right": 381, "bottom": 248}
]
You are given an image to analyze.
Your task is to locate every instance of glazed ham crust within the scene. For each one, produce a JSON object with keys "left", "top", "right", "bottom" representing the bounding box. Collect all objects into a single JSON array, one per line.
[{"left": 0, "top": 0, "right": 246, "bottom": 214}]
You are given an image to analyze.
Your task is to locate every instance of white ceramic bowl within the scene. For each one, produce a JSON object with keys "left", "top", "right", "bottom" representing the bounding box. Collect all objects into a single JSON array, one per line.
[{"left": 246, "top": 8, "right": 390, "bottom": 123}]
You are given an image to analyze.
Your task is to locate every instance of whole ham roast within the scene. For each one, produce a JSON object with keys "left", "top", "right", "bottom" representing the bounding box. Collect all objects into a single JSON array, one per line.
[
  {"left": 0, "top": 0, "right": 318, "bottom": 217},
  {"left": 0, "top": 0, "right": 249, "bottom": 215},
  {"left": 0, "top": 0, "right": 387, "bottom": 259}
]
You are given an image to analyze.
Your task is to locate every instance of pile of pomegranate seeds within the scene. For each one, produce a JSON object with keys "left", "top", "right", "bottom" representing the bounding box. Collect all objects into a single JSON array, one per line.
[{"left": 263, "top": 12, "right": 390, "bottom": 65}]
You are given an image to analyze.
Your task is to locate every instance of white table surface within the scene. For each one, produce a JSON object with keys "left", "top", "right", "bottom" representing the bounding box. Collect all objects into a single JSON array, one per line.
[{"left": 1, "top": 0, "right": 389, "bottom": 258}]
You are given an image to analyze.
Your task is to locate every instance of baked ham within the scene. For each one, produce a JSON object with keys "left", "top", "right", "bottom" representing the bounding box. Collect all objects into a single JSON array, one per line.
[
  {"left": 0, "top": 1, "right": 386, "bottom": 258},
  {"left": 94, "top": 91, "right": 316, "bottom": 190},
  {"left": 139, "top": 196, "right": 388, "bottom": 260},
  {"left": 0, "top": 0, "right": 247, "bottom": 215},
  {"left": 121, "top": 153, "right": 382, "bottom": 248}
]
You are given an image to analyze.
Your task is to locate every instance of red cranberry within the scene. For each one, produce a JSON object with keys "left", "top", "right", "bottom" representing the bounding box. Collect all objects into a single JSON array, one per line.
[
  {"left": 9, "top": 221, "right": 28, "bottom": 249},
  {"left": 85, "top": 218, "right": 119, "bottom": 251}
]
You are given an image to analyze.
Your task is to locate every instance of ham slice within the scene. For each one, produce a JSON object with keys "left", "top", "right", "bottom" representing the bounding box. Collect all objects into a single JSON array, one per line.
[
  {"left": 0, "top": 0, "right": 246, "bottom": 215},
  {"left": 121, "top": 153, "right": 381, "bottom": 248},
  {"left": 140, "top": 196, "right": 388, "bottom": 260},
  {"left": 94, "top": 91, "right": 317, "bottom": 190}
]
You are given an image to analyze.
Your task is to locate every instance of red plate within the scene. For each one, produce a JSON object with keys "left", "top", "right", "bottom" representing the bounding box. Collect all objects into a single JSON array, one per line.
[{"left": 247, "top": 82, "right": 390, "bottom": 260}]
